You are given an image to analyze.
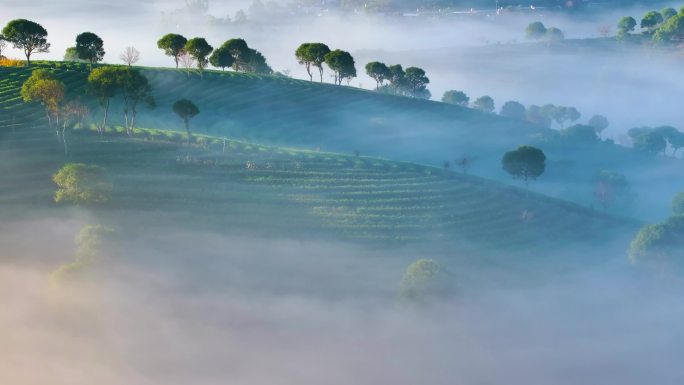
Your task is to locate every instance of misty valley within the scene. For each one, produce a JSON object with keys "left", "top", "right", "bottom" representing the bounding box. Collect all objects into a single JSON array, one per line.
[{"left": 1, "top": 0, "right": 684, "bottom": 384}]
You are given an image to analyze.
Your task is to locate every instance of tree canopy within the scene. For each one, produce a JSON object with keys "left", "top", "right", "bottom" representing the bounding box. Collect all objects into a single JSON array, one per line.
[
  {"left": 365, "top": 61, "right": 391, "bottom": 88},
  {"left": 185, "top": 37, "right": 213, "bottom": 70},
  {"left": 173, "top": 98, "right": 200, "bottom": 137},
  {"left": 53, "top": 163, "right": 112, "bottom": 205},
  {"left": 75, "top": 32, "right": 105, "bottom": 66},
  {"left": 157, "top": 33, "right": 188, "bottom": 68},
  {"left": 324, "top": 49, "right": 356, "bottom": 85},
  {"left": 20, "top": 69, "right": 65, "bottom": 129},
  {"left": 209, "top": 46, "right": 235, "bottom": 70},
  {"left": 473, "top": 95, "right": 495, "bottom": 113},
  {"left": 629, "top": 215, "right": 684, "bottom": 268},
  {"left": 502, "top": 145, "right": 546, "bottom": 187},
  {"left": 1, "top": 19, "right": 50, "bottom": 64},
  {"left": 499, "top": 101, "right": 526, "bottom": 120},
  {"left": 403, "top": 67, "right": 430, "bottom": 99},
  {"left": 442, "top": 90, "right": 469, "bottom": 106},
  {"left": 588, "top": 114, "right": 609, "bottom": 134},
  {"left": 399, "top": 259, "right": 452, "bottom": 302},
  {"left": 526, "top": 21, "right": 547, "bottom": 40}
]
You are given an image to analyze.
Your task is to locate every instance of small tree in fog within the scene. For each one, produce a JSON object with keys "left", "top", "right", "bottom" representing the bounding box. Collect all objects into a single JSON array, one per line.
[
  {"left": 593, "top": 170, "right": 629, "bottom": 209},
  {"left": 641, "top": 11, "right": 664, "bottom": 35},
  {"left": 399, "top": 259, "right": 452, "bottom": 303},
  {"left": 53, "top": 163, "right": 112, "bottom": 205},
  {"left": 157, "top": 33, "right": 188, "bottom": 68},
  {"left": 526, "top": 21, "right": 547, "bottom": 40},
  {"left": 629, "top": 215, "right": 684, "bottom": 268},
  {"left": 119, "top": 46, "right": 140, "bottom": 67},
  {"left": 75, "top": 32, "right": 105, "bottom": 67},
  {"left": 546, "top": 27, "right": 565, "bottom": 43},
  {"left": 499, "top": 101, "right": 526, "bottom": 120},
  {"left": 119, "top": 68, "right": 154, "bottom": 135},
  {"left": 88, "top": 66, "right": 121, "bottom": 133},
  {"left": 588, "top": 114, "right": 609, "bottom": 135},
  {"left": 442, "top": 90, "right": 469, "bottom": 106},
  {"left": 365, "top": 61, "right": 391, "bottom": 88},
  {"left": 172, "top": 98, "right": 200, "bottom": 140},
  {"left": 633, "top": 131, "right": 666, "bottom": 156},
  {"left": 502, "top": 145, "right": 546, "bottom": 188},
  {"left": 473, "top": 95, "right": 495, "bottom": 113}
]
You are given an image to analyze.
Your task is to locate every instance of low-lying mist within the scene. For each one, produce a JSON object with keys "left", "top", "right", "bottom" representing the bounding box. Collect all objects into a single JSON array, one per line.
[{"left": 2, "top": 215, "right": 683, "bottom": 385}]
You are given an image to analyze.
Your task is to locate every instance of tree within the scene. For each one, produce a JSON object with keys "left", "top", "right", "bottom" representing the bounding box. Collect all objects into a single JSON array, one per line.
[
  {"left": 641, "top": 11, "right": 664, "bottom": 34},
  {"left": 526, "top": 105, "right": 552, "bottom": 127},
  {"left": 404, "top": 66, "right": 430, "bottom": 99},
  {"left": 664, "top": 129, "right": 684, "bottom": 157},
  {"left": 185, "top": 37, "right": 213, "bottom": 71},
  {"left": 75, "top": 32, "right": 105, "bottom": 67},
  {"left": 118, "top": 68, "right": 154, "bottom": 135},
  {"left": 295, "top": 43, "right": 314, "bottom": 81},
  {"left": 388, "top": 64, "right": 406, "bottom": 94},
  {"left": 526, "top": 21, "right": 547, "bottom": 40},
  {"left": 672, "top": 192, "right": 684, "bottom": 216},
  {"left": 157, "top": 33, "right": 187, "bottom": 68},
  {"left": 473, "top": 95, "right": 494, "bottom": 113},
  {"left": 399, "top": 259, "right": 452, "bottom": 302},
  {"left": 324, "top": 49, "right": 356, "bottom": 85},
  {"left": 222, "top": 38, "right": 250, "bottom": 71},
  {"left": 306, "top": 43, "right": 331, "bottom": 83},
  {"left": 633, "top": 131, "right": 666, "bottom": 155},
  {"left": 1, "top": 19, "right": 50, "bottom": 64},
  {"left": 53, "top": 163, "right": 112, "bottom": 204},
  {"left": 119, "top": 46, "right": 140, "bottom": 67},
  {"left": 21, "top": 69, "right": 65, "bottom": 131},
  {"left": 502, "top": 145, "right": 546, "bottom": 188},
  {"left": 178, "top": 51, "right": 197, "bottom": 77},
  {"left": 63, "top": 47, "right": 85, "bottom": 62},
  {"left": 661, "top": 7, "right": 678, "bottom": 22},
  {"left": 546, "top": 27, "right": 565, "bottom": 43},
  {"left": 243, "top": 48, "right": 272, "bottom": 74},
  {"left": 617, "top": 16, "right": 637, "bottom": 39},
  {"left": 653, "top": 14, "right": 684, "bottom": 43},
  {"left": 588, "top": 114, "right": 609, "bottom": 134},
  {"left": 365, "top": 61, "right": 391, "bottom": 88},
  {"left": 629, "top": 215, "right": 684, "bottom": 268},
  {"left": 173, "top": 98, "right": 200, "bottom": 139},
  {"left": 499, "top": 101, "right": 526, "bottom": 120},
  {"left": 209, "top": 46, "right": 234, "bottom": 71},
  {"left": 442, "top": 90, "right": 469, "bottom": 106},
  {"left": 88, "top": 66, "right": 121, "bottom": 133},
  {"left": 593, "top": 170, "right": 629, "bottom": 209}
]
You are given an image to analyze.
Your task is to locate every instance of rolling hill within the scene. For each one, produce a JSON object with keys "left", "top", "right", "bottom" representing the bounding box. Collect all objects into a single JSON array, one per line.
[{"left": 0, "top": 62, "right": 637, "bottom": 258}]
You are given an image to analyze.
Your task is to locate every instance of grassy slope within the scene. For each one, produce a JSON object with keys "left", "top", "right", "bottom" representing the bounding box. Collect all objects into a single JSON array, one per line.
[{"left": 0, "top": 63, "right": 636, "bottom": 256}]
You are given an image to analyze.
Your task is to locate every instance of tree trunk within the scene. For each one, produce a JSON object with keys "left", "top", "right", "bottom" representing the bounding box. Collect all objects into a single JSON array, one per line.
[
  {"left": 319, "top": 67, "right": 324, "bottom": 83},
  {"left": 306, "top": 63, "right": 312, "bottom": 81},
  {"left": 185, "top": 118, "right": 191, "bottom": 142},
  {"left": 102, "top": 99, "right": 110, "bottom": 134}
]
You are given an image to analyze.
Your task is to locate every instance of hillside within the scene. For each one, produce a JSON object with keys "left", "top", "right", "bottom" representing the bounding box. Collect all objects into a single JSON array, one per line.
[{"left": 0, "top": 64, "right": 637, "bottom": 257}]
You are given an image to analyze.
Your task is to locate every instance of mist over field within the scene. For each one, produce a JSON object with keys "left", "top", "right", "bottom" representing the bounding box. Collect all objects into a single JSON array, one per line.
[{"left": 2, "top": 0, "right": 684, "bottom": 384}]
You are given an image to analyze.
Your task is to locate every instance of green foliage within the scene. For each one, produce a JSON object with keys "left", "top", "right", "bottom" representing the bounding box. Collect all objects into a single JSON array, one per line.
[
  {"left": 653, "top": 14, "right": 684, "bottom": 43},
  {"left": 75, "top": 32, "right": 105, "bottom": 66},
  {"left": 399, "top": 259, "right": 452, "bottom": 302},
  {"left": 499, "top": 101, "right": 526, "bottom": 120},
  {"left": 502, "top": 145, "right": 546, "bottom": 187},
  {"left": 63, "top": 46, "right": 85, "bottom": 62},
  {"left": 633, "top": 130, "right": 666, "bottom": 155},
  {"left": 617, "top": 16, "right": 637, "bottom": 39},
  {"left": 209, "top": 46, "right": 234, "bottom": 70},
  {"left": 641, "top": 11, "right": 664, "bottom": 33},
  {"left": 51, "top": 225, "right": 115, "bottom": 283},
  {"left": 561, "top": 124, "right": 599, "bottom": 144},
  {"left": 442, "top": 90, "right": 469, "bottom": 106},
  {"left": 661, "top": 7, "right": 678, "bottom": 21},
  {"left": 1, "top": 19, "right": 50, "bottom": 64},
  {"left": 157, "top": 33, "right": 188, "bottom": 68},
  {"left": 403, "top": 67, "right": 430, "bottom": 99},
  {"left": 20, "top": 68, "right": 65, "bottom": 127},
  {"left": 324, "top": 49, "right": 356, "bottom": 85},
  {"left": 222, "top": 38, "right": 250, "bottom": 71},
  {"left": 243, "top": 48, "right": 272, "bottom": 74},
  {"left": 173, "top": 98, "right": 200, "bottom": 135},
  {"left": 526, "top": 21, "right": 547, "bottom": 40},
  {"left": 88, "top": 66, "right": 122, "bottom": 130},
  {"left": 588, "top": 114, "right": 609, "bottom": 134},
  {"left": 185, "top": 37, "right": 213, "bottom": 70},
  {"left": 473, "top": 95, "right": 494, "bottom": 113},
  {"left": 53, "top": 163, "right": 112, "bottom": 204},
  {"left": 629, "top": 215, "right": 684, "bottom": 266},
  {"left": 365, "top": 61, "right": 391, "bottom": 88},
  {"left": 672, "top": 192, "right": 684, "bottom": 216}
]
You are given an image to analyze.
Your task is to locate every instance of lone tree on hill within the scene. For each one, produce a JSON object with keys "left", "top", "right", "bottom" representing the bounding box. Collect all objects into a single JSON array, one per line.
[
  {"left": 209, "top": 46, "right": 234, "bottom": 71},
  {"left": 588, "top": 114, "right": 609, "bottom": 134},
  {"left": 2, "top": 19, "right": 50, "bottom": 64},
  {"left": 442, "top": 90, "right": 469, "bottom": 106},
  {"left": 365, "top": 61, "right": 391, "bottom": 88},
  {"left": 184, "top": 37, "right": 213, "bottom": 71},
  {"left": 173, "top": 99, "right": 200, "bottom": 140},
  {"left": 157, "top": 33, "right": 188, "bottom": 68},
  {"left": 526, "top": 21, "right": 547, "bottom": 40},
  {"left": 325, "top": 49, "right": 356, "bottom": 85},
  {"left": 75, "top": 32, "right": 105, "bottom": 67},
  {"left": 295, "top": 43, "right": 314, "bottom": 81},
  {"left": 502, "top": 145, "right": 546, "bottom": 188}
]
